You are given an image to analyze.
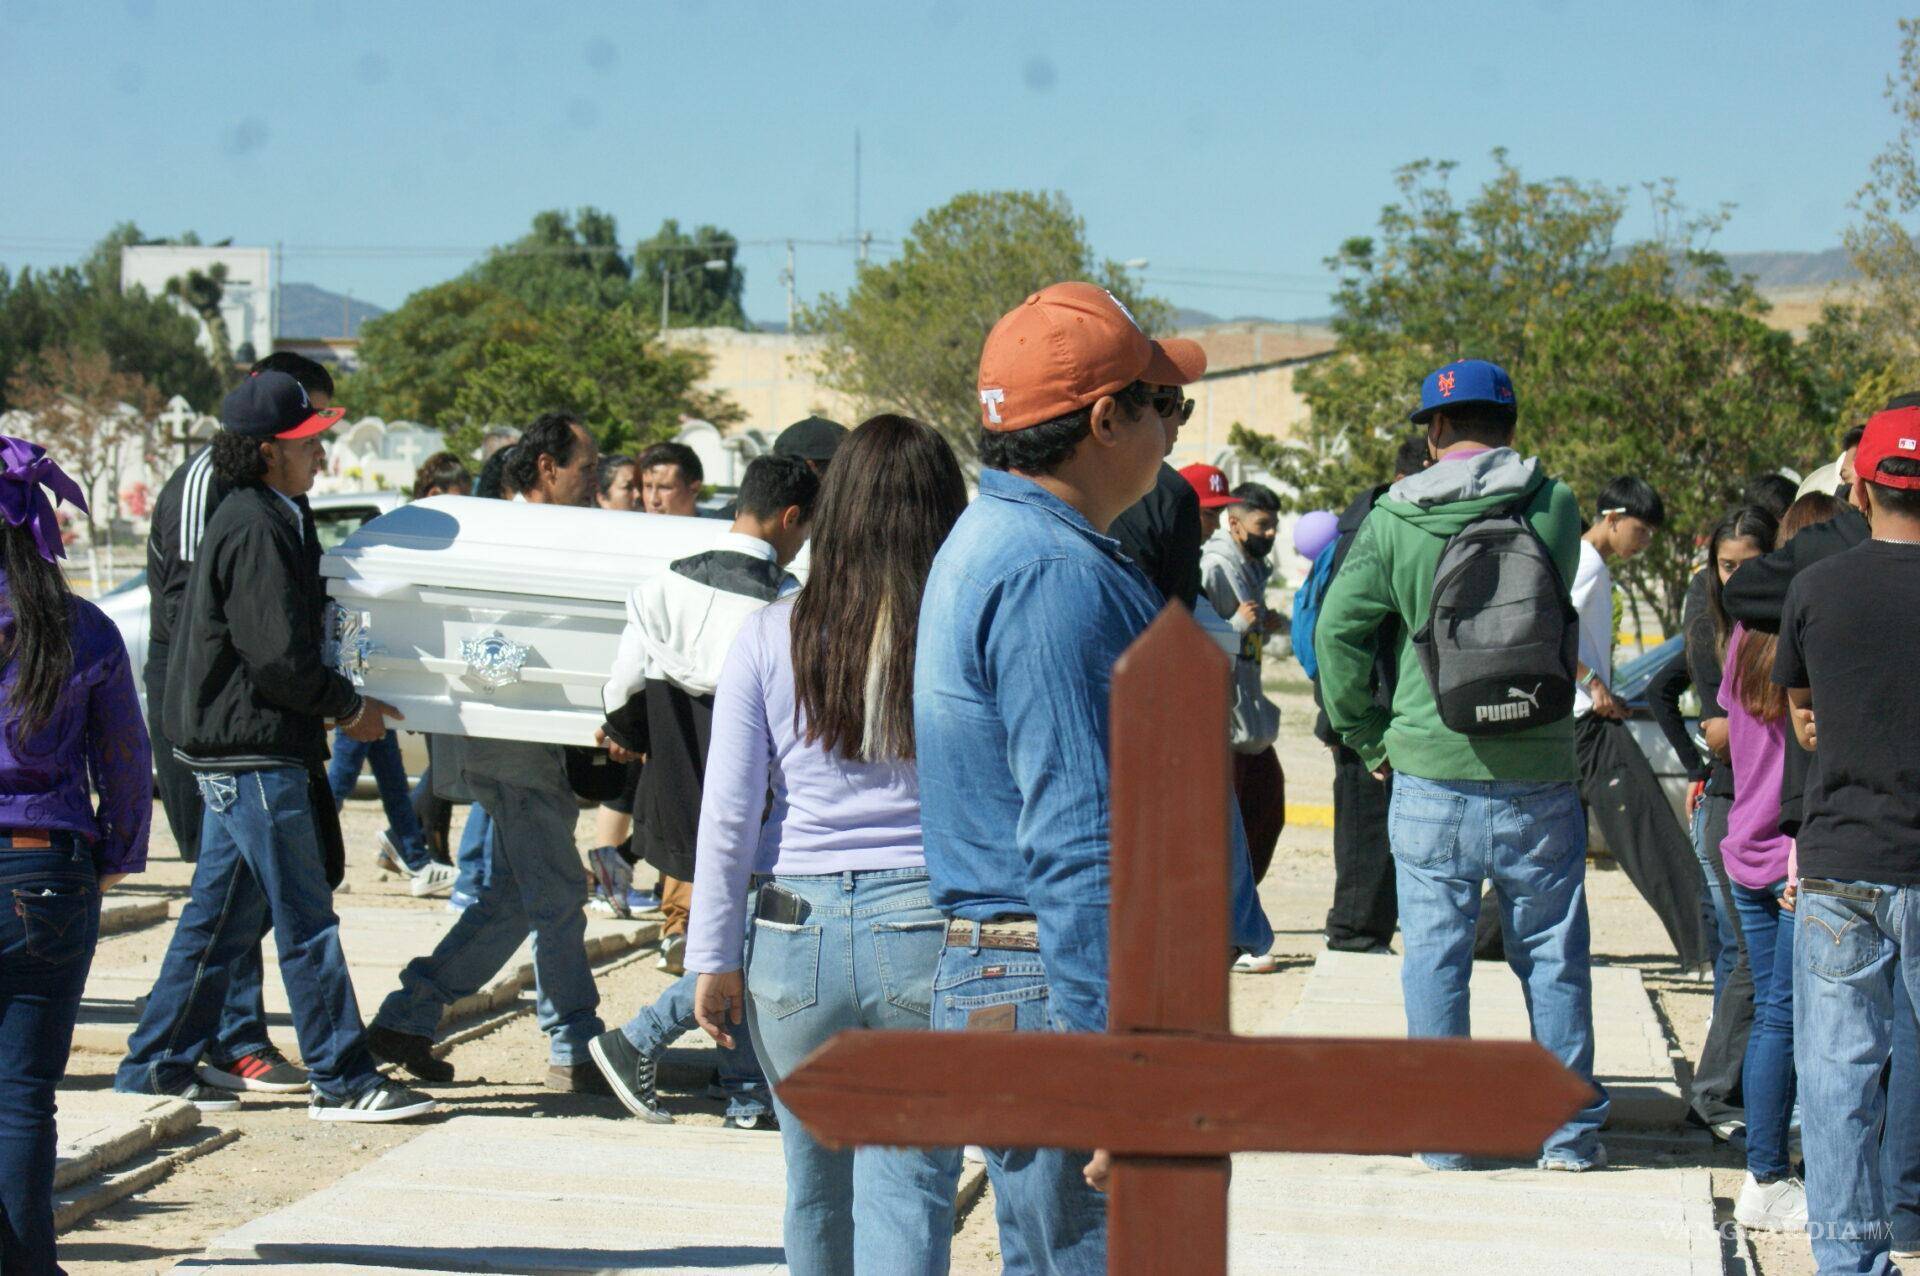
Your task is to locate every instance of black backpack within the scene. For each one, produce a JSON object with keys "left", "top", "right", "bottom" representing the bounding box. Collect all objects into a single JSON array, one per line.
[{"left": 1412, "top": 493, "right": 1578, "bottom": 736}]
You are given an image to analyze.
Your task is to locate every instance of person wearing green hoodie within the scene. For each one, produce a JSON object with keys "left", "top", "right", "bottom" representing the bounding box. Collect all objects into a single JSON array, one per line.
[{"left": 1316, "top": 358, "right": 1608, "bottom": 1173}]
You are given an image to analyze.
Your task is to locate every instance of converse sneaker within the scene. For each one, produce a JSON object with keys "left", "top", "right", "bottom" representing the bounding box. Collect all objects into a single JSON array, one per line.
[
  {"left": 1734, "top": 1173, "right": 1808, "bottom": 1232},
  {"left": 309, "top": 1080, "right": 437, "bottom": 1123},
  {"left": 198, "top": 1046, "right": 310, "bottom": 1093},
  {"left": 587, "top": 1029, "right": 672, "bottom": 1124},
  {"left": 366, "top": 1025, "right": 455, "bottom": 1083}
]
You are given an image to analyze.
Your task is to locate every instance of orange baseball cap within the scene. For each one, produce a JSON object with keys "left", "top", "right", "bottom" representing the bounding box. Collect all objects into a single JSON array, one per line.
[{"left": 976, "top": 282, "right": 1206, "bottom": 432}]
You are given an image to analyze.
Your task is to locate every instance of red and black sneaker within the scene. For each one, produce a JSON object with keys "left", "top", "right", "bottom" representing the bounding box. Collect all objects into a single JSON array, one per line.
[{"left": 198, "top": 1047, "right": 311, "bottom": 1093}]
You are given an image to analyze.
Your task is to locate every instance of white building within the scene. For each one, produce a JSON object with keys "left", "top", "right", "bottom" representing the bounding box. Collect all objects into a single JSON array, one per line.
[{"left": 121, "top": 245, "right": 275, "bottom": 362}]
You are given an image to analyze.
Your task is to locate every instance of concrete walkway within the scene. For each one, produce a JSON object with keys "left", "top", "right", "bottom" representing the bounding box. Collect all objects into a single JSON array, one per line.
[
  {"left": 72, "top": 906, "right": 657, "bottom": 1056},
  {"left": 53, "top": 1090, "right": 233, "bottom": 1230},
  {"left": 1228, "top": 948, "right": 1722, "bottom": 1274}
]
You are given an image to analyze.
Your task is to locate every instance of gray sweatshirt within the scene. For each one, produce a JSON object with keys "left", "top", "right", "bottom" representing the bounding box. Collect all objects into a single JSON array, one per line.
[{"left": 1199, "top": 526, "right": 1281, "bottom": 752}]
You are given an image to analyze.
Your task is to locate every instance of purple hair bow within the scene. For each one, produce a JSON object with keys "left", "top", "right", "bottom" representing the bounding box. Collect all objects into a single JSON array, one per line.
[{"left": 0, "top": 436, "right": 87, "bottom": 564}]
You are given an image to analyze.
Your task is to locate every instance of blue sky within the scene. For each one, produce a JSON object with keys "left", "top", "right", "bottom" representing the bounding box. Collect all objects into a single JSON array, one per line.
[{"left": 0, "top": 0, "right": 1908, "bottom": 325}]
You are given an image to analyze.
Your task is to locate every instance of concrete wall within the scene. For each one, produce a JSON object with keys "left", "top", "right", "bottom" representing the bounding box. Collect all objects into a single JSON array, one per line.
[{"left": 664, "top": 328, "right": 861, "bottom": 435}]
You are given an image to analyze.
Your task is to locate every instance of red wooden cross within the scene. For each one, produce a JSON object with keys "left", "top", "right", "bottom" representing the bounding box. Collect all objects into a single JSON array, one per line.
[{"left": 780, "top": 608, "right": 1592, "bottom": 1273}]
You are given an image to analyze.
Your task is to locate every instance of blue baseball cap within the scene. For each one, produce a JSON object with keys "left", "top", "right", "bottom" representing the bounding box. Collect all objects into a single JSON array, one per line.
[{"left": 1410, "top": 359, "right": 1516, "bottom": 424}]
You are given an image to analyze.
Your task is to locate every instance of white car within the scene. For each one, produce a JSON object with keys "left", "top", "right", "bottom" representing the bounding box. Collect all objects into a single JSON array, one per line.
[{"left": 100, "top": 490, "right": 427, "bottom": 781}]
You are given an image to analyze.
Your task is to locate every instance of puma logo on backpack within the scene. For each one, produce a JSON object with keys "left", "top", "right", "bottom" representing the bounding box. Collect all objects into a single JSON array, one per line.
[{"left": 1412, "top": 499, "right": 1577, "bottom": 736}]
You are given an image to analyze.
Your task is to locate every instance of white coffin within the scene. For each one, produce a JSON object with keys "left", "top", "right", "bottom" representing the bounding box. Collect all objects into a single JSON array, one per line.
[{"left": 320, "top": 496, "right": 731, "bottom": 745}]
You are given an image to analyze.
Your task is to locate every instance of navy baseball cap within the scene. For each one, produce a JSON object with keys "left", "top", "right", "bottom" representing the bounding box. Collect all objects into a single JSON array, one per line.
[
  {"left": 1409, "top": 359, "right": 1516, "bottom": 424},
  {"left": 220, "top": 370, "right": 344, "bottom": 440}
]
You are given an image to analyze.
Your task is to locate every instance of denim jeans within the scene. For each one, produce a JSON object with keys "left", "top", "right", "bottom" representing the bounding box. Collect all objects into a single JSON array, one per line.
[
  {"left": 931, "top": 933, "right": 1106, "bottom": 1275},
  {"left": 374, "top": 738, "right": 602, "bottom": 1065},
  {"left": 1795, "top": 877, "right": 1920, "bottom": 1275},
  {"left": 624, "top": 977, "right": 769, "bottom": 1119},
  {"left": 327, "top": 728, "right": 429, "bottom": 872},
  {"left": 1387, "top": 773, "right": 1609, "bottom": 1167},
  {"left": 453, "top": 803, "right": 494, "bottom": 899},
  {"left": 0, "top": 838, "right": 99, "bottom": 1274},
  {"left": 1732, "top": 878, "right": 1797, "bottom": 1181},
  {"left": 1691, "top": 794, "right": 1741, "bottom": 995},
  {"left": 117, "top": 767, "right": 382, "bottom": 1102},
  {"left": 1884, "top": 975, "right": 1920, "bottom": 1251},
  {"left": 744, "top": 869, "right": 963, "bottom": 1275}
]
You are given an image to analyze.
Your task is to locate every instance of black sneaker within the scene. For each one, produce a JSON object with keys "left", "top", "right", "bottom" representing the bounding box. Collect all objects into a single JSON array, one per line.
[
  {"left": 587, "top": 1029, "right": 672, "bottom": 1124},
  {"left": 367, "top": 1025, "right": 455, "bottom": 1083},
  {"left": 309, "top": 1080, "right": 438, "bottom": 1124},
  {"left": 160, "top": 1080, "right": 243, "bottom": 1112},
  {"left": 198, "top": 1046, "right": 310, "bottom": 1093}
]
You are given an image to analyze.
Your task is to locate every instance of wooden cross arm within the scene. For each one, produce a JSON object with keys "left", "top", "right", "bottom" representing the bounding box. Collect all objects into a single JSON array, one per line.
[{"left": 778, "top": 1030, "right": 1594, "bottom": 1158}]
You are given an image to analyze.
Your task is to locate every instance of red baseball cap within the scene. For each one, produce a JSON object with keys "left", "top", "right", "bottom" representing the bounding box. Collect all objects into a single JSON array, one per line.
[
  {"left": 1179, "top": 463, "right": 1236, "bottom": 509},
  {"left": 1858, "top": 405, "right": 1920, "bottom": 490},
  {"left": 976, "top": 282, "right": 1206, "bottom": 432}
]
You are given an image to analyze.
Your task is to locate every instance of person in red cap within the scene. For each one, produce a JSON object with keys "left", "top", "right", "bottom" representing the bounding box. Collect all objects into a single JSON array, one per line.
[
  {"left": 913, "top": 282, "right": 1273, "bottom": 1269},
  {"left": 1180, "top": 462, "right": 1238, "bottom": 539},
  {"left": 1773, "top": 403, "right": 1920, "bottom": 1272}
]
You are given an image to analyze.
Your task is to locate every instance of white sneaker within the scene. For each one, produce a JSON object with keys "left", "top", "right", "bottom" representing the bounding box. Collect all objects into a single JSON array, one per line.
[
  {"left": 1232, "top": 951, "right": 1281, "bottom": 974},
  {"left": 408, "top": 861, "right": 458, "bottom": 899},
  {"left": 657, "top": 933, "right": 686, "bottom": 975},
  {"left": 1734, "top": 1173, "right": 1808, "bottom": 1232}
]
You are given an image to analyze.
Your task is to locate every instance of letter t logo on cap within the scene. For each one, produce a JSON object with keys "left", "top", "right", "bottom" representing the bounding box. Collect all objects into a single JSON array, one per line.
[{"left": 979, "top": 388, "right": 1006, "bottom": 424}]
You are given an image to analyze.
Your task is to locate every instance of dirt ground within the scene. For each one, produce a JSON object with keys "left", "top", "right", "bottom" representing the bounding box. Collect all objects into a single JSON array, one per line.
[{"left": 60, "top": 678, "right": 1813, "bottom": 1274}]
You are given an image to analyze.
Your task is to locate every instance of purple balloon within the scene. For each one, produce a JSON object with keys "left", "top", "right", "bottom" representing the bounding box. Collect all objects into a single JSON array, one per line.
[{"left": 1292, "top": 509, "right": 1340, "bottom": 562}]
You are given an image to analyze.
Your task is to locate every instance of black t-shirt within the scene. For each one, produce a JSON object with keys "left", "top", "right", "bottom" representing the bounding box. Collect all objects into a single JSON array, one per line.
[
  {"left": 1774, "top": 539, "right": 1920, "bottom": 886},
  {"left": 1109, "top": 463, "right": 1202, "bottom": 611}
]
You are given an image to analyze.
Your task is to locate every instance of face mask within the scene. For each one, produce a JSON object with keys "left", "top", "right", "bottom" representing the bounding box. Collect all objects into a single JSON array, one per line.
[{"left": 1240, "top": 533, "right": 1275, "bottom": 560}]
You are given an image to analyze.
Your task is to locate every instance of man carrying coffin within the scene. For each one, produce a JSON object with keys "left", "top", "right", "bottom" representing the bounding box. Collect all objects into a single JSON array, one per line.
[{"left": 367, "top": 413, "right": 613, "bottom": 1092}]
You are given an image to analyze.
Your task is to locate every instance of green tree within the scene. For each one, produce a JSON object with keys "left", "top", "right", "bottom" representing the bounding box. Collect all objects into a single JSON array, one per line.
[
  {"left": 445, "top": 304, "right": 741, "bottom": 456},
  {"left": 804, "top": 190, "right": 1166, "bottom": 456},
  {"left": 632, "top": 218, "right": 748, "bottom": 329},
  {"left": 1233, "top": 154, "right": 1827, "bottom": 633},
  {"left": 1839, "top": 17, "right": 1920, "bottom": 410},
  {"left": 466, "top": 207, "right": 633, "bottom": 312},
  {"left": 336, "top": 280, "right": 541, "bottom": 426}
]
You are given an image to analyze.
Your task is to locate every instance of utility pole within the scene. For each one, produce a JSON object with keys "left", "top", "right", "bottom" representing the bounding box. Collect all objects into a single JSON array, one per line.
[
  {"left": 854, "top": 128, "right": 862, "bottom": 257},
  {"left": 783, "top": 240, "right": 797, "bottom": 331},
  {"left": 273, "top": 240, "right": 283, "bottom": 353}
]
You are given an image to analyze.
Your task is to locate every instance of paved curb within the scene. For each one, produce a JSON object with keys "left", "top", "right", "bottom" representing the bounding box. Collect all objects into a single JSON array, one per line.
[
  {"left": 56, "top": 1124, "right": 241, "bottom": 1232},
  {"left": 98, "top": 896, "right": 171, "bottom": 937},
  {"left": 439, "top": 919, "right": 661, "bottom": 1028},
  {"left": 53, "top": 1094, "right": 198, "bottom": 1191}
]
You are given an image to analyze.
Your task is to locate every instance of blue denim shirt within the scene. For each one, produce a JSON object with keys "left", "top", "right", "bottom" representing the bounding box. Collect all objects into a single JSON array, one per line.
[{"left": 915, "top": 469, "right": 1273, "bottom": 1035}]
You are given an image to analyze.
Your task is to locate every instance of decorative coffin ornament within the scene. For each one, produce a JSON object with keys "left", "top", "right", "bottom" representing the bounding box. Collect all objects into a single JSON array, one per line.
[{"left": 321, "top": 496, "right": 732, "bottom": 745}]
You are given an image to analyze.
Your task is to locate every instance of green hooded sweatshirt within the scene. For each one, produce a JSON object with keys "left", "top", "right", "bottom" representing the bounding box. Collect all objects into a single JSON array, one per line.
[{"left": 1317, "top": 447, "right": 1582, "bottom": 782}]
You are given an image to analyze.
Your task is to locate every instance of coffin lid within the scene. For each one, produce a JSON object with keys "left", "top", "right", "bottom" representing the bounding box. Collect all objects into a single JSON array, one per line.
[{"left": 321, "top": 495, "right": 733, "bottom": 602}]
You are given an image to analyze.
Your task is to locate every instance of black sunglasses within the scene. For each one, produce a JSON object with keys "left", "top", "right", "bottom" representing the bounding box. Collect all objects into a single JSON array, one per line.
[{"left": 1147, "top": 387, "right": 1194, "bottom": 422}]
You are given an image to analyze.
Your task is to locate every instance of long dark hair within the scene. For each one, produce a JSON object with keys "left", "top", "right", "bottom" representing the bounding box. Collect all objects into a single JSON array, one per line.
[
  {"left": 1706, "top": 505, "right": 1777, "bottom": 657},
  {"left": 790, "top": 415, "right": 967, "bottom": 762},
  {"left": 0, "top": 522, "right": 74, "bottom": 745}
]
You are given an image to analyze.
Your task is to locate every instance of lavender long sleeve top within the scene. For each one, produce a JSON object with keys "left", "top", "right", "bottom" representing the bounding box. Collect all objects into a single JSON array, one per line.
[
  {"left": 686, "top": 599, "right": 926, "bottom": 975},
  {"left": 0, "top": 578, "right": 151, "bottom": 875}
]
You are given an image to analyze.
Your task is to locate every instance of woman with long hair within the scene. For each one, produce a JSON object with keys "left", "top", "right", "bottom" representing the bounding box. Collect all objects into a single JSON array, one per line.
[
  {"left": 1725, "top": 491, "right": 1844, "bottom": 1233},
  {"left": 687, "top": 415, "right": 968, "bottom": 1274},
  {"left": 0, "top": 437, "right": 150, "bottom": 1272}
]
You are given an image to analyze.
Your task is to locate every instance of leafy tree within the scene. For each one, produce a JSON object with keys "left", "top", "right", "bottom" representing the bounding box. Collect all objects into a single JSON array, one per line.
[
  {"left": 445, "top": 304, "right": 741, "bottom": 456},
  {"left": 1233, "top": 154, "right": 1828, "bottom": 633},
  {"left": 804, "top": 191, "right": 1167, "bottom": 457},
  {"left": 336, "top": 280, "right": 541, "bottom": 426},
  {"left": 631, "top": 218, "right": 748, "bottom": 329},
  {"left": 1839, "top": 17, "right": 1920, "bottom": 410},
  {"left": 466, "top": 207, "right": 633, "bottom": 312},
  {"left": 164, "top": 261, "right": 233, "bottom": 370},
  {"left": 7, "top": 346, "right": 159, "bottom": 543}
]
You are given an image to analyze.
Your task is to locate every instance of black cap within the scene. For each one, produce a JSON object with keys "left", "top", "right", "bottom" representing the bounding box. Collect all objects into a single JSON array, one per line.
[
  {"left": 772, "top": 415, "right": 848, "bottom": 463},
  {"left": 220, "top": 370, "right": 343, "bottom": 440}
]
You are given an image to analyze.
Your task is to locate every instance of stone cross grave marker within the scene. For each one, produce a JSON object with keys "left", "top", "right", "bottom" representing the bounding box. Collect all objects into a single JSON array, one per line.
[{"left": 781, "top": 607, "right": 1593, "bottom": 1274}]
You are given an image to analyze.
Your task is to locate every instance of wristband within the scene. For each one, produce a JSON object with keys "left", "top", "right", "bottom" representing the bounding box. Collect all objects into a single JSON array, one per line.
[{"left": 339, "top": 697, "right": 368, "bottom": 732}]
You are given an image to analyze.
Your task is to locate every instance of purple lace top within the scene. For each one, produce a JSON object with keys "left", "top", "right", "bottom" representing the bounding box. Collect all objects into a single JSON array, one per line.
[{"left": 0, "top": 573, "right": 151, "bottom": 874}]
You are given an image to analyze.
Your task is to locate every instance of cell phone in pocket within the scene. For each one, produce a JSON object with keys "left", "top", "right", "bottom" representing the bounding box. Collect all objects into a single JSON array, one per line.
[{"left": 756, "top": 883, "right": 812, "bottom": 926}]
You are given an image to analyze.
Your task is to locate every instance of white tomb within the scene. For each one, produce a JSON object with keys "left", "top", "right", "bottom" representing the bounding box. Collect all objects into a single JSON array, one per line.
[{"left": 320, "top": 496, "right": 729, "bottom": 746}]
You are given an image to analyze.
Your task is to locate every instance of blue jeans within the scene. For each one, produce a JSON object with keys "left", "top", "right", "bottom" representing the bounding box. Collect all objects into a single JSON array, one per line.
[
  {"left": 931, "top": 932, "right": 1106, "bottom": 1275},
  {"left": 1884, "top": 975, "right": 1920, "bottom": 1251},
  {"left": 374, "top": 739, "right": 602, "bottom": 1064},
  {"left": 327, "top": 729, "right": 429, "bottom": 872},
  {"left": 745, "top": 869, "right": 963, "bottom": 1275},
  {"left": 0, "top": 838, "right": 99, "bottom": 1274},
  {"left": 454, "top": 803, "right": 494, "bottom": 899},
  {"left": 1691, "top": 794, "right": 1741, "bottom": 996},
  {"left": 117, "top": 767, "right": 382, "bottom": 1101},
  {"left": 1387, "top": 774, "right": 1609, "bottom": 1167},
  {"left": 1732, "top": 878, "right": 1797, "bottom": 1181},
  {"left": 623, "top": 971, "right": 769, "bottom": 1120},
  {"left": 1795, "top": 877, "right": 1920, "bottom": 1275}
]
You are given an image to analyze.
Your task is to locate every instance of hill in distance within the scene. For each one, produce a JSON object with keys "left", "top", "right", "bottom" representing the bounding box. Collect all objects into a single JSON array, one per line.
[{"left": 276, "top": 283, "right": 388, "bottom": 339}]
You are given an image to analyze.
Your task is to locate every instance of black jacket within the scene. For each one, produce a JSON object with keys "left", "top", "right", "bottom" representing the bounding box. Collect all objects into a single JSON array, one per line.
[
  {"left": 1313, "top": 482, "right": 1399, "bottom": 746},
  {"left": 1109, "top": 463, "right": 1203, "bottom": 612},
  {"left": 1722, "top": 503, "right": 1870, "bottom": 834},
  {"left": 165, "top": 484, "right": 360, "bottom": 770}
]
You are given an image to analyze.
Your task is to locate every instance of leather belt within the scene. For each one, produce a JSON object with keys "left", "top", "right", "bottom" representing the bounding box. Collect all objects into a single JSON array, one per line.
[
  {"left": 946, "top": 917, "right": 1041, "bottom": 952},
  {"left": 0, "top": 828, "right": 53, "bottom": 850}
]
